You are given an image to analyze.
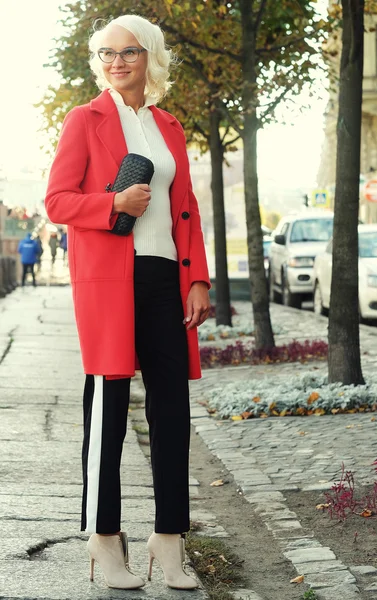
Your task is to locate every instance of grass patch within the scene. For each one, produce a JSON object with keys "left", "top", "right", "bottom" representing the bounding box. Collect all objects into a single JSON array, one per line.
[
  {"left": 302, "top": 591, "right": 319, "bottom": 600},
  {"left": 185, "top": 532, "right": 245, "bottom": 600},
  {"left": 132, "top": 424, "right": 149, "bottom": 435}
]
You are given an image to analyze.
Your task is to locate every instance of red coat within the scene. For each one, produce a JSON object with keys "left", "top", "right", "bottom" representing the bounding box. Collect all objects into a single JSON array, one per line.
[{"left": 45, "top": 90, "right": 210, "bottom": 379}]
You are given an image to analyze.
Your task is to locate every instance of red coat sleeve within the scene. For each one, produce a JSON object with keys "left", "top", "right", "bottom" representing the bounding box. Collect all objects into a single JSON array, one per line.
[
  {"left": 187, "top": 179, "right": 211, "bottom": 289},
  {"left": 45, "top": 107, "right": 116, "bottom": 230}
]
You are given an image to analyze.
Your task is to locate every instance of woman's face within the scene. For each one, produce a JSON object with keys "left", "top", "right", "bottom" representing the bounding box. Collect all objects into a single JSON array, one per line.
[{"left": 99, "top": 25, "right": 148, "bottom": 97}]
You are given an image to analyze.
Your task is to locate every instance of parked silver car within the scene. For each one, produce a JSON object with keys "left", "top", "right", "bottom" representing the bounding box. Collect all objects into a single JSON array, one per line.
[
  {"left": 313, "top": 224, "right": 377, "bottom": 320},
  {"left": 269, "top": 210, "right": 334, "bottom": 308}
]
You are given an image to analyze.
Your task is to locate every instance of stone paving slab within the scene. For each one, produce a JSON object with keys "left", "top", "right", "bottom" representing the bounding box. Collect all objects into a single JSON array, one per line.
[{"left": 0, "top": 539, "right": 206, "bottom": 600}]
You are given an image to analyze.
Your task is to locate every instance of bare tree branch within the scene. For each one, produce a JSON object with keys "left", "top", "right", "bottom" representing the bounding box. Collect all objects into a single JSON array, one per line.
[
  {"left": 223, "top": 134, "right": 241, "bottom": 148},
  {"left": 160, "top": 19, "right": 241, "bottom": 62},
  {"left": 254, "top": 0, "right": 268, "bottom": 32},
  {"left": 256, "top": 33, "right": 310, "bottom": 55},
  {"left": 260, "top": 87, "right": 292, "bottom": 121},
  {"left": 220, "top": 124, "right": 231, "bottom": 143}
]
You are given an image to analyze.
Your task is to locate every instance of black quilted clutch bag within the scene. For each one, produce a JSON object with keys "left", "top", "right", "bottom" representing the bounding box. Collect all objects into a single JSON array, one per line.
[{"left": 108, "top": 153, "right": 154, "bottom": 236}]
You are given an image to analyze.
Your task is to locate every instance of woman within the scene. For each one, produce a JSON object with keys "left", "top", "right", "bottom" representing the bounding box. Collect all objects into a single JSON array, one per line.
[{"left": 45, "top": 14, "right": 210, "bottom": 591}]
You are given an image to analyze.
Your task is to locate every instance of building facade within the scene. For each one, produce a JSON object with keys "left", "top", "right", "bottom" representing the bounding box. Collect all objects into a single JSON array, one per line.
[{"left": 317, "top": 8, "right": 377, "bottom": 222}]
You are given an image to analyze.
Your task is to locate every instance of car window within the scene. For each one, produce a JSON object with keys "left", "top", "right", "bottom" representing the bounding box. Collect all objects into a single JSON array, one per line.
[
  {"left": 280, "top": 223, "right": 290, "bottom": 238},
  {"left": 359, "top": 232, "right": 377, "bottom": 257},
  {"left": 290, "top": 218, "right": 333, "bottom": 243},
  {"left": 274, "top": 220, "right": 288, "bottom": 235}
]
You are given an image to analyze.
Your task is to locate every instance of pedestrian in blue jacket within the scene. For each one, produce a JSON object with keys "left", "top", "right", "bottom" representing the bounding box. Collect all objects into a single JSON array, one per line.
[{"left": 18, "top": 233, "right": 38, "bottom": 287}]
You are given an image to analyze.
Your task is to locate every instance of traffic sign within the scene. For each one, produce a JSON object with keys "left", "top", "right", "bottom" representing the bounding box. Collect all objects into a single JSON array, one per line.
[
  {"left": 312, "top": 189, "right": 330, "bottom": 208},
  {"left": 364, "top": 179, "right": 377, "bottom": 202}
]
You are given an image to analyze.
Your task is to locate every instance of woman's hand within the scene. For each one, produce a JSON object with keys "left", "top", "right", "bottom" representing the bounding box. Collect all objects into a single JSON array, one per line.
[
  {"left": 184, "top": 281, "right": 210, "bottom": 330},
  {"left": 112, "top": 184, "right": 151, "bottom": 217}
]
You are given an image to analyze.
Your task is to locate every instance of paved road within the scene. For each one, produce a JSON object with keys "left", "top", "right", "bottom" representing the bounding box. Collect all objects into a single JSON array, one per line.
[{"left": 0, "top": 287, "right": 207, "bottom": 600}]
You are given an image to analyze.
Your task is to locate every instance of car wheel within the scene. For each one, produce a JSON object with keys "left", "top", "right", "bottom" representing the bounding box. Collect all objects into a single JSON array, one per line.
[
  {"left": 269, "top": 268, "right": 282, "bottom": 304},
  {"left": 314, "top": 281, "right": 328, "bottom": 317},
  {"left": 282, "top": 274, "right": 301, "bottom": 309}
]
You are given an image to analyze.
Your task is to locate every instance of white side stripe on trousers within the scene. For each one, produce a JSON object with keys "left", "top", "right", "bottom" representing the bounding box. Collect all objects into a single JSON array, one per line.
[{"left": 85, "top": 375, "right": 103, "bottom": 532}]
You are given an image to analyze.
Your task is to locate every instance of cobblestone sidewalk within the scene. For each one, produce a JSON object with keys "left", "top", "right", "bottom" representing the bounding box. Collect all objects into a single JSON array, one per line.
[{"left": 190, "top": 302, "right": 377, "bottom": 600}]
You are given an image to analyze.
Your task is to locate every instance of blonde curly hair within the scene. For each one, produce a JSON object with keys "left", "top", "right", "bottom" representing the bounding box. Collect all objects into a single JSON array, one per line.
[{"left": 88, "top": 14, "right": 175, "bottom": 102}]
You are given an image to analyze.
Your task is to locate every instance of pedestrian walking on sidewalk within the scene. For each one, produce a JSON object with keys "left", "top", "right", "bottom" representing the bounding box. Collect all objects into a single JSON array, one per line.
[
  {"left": 35, "top": 235, "right": 44, "bottom": 272},
  {"left": 59, "top": 229, "right": 68, "bottom": 263},
  {"left": 45, "top": 14, "right": 210, "bottom": 592},
  {"left": 18, "top": 232, "right": 38, "bottom": 287},
  {"left": 48, "top": 232, "right": 58, "bottom": 265}
]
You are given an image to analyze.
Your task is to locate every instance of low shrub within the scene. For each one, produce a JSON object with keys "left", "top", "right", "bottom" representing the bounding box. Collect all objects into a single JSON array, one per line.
[{"left": 200, "top": 339, "right": 328, "bottom": 369}]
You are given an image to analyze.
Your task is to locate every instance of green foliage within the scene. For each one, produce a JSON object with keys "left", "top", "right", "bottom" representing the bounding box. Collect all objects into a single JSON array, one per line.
[
  {"left": 39, "top": 0, "right": 329, "bottom": 154},
  {"left": 302, "top": 590, "right": 319, "bottom": 600}
]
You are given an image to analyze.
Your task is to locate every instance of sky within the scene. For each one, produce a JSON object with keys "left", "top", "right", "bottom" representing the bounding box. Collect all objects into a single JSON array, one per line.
[{"left": 0, "top": 0, "right": 329, "bottom": 191}]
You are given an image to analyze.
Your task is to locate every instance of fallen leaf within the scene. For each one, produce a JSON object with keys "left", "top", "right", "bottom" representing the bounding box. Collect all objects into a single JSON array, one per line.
[
  {"left": 290, "top": 575, "right": 305, "bottom": 584},
  {"left": 371, "top": 417, "right": 377, "bottom": 422},
  {"left": 219, "top": 555, "right": 229, "bottom": 563},
  {"left": 210, "top": 479, "right": 224, "bottom": 487},
  {"left": 307, "top": 391, "right": 320, "bottom": 405},
  {"left": 360, "top": 509, "right": 374, "bottom": 518},
  {"left": 207, "top": 408, "right": 217, "bottom": 415},
  {"left": 316, "top": 503, "right": 330, "bottom": 510},
  {"left": 231, "top": 415, "right": 243, "bottom": 421},
  {"left": 252, "top": 396, "right": 261, "bottom": 403},
  {"left": 206, "top": 564, "right": 216, "bottom": 574},
  {"left": 260, "top": 413, "right": 269, "bottom": 418},
  {"left": 314, "top": 408, "right": 326, "bottom": 416},
  {"left": 194, "top": 551, "right": 202, "bottom": 556},
  {"left": 346, "top": 425, "right": 354, "bottom": 429},
  {"left": 241, "top": 411, "right": 252, "bottom": 420},
  {"left": 298, "top": 431, "right": 306, "bottom": 436}
]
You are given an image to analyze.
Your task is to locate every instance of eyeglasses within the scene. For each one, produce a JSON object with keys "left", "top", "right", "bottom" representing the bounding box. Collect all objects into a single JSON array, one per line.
[{"left": 98, "top": 47, "right": 147, "bottom": 64}]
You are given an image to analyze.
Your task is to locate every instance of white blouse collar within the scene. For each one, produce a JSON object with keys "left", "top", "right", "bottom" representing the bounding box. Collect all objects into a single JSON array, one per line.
[{"left": 108, "top": 88, "right": 156, "bottom": 110}]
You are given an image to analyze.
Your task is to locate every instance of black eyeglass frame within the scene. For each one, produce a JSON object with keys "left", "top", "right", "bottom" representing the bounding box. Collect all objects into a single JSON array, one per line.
[{"left": 98, "top": 46, "right": 147, "bottom": 63}]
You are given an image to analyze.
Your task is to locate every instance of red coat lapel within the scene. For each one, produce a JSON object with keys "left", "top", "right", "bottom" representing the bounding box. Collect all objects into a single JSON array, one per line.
[
  {"left": 150, "top": 106, "right": 190, "bottom": 231},
  {"left": 90, "top": 90, "right": 128, "bottom": 169}
]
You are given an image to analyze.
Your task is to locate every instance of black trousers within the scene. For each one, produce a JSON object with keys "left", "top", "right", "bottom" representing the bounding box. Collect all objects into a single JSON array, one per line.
[
  {"left": 22, "top": 263, "right": 36, "bottom": 286},
  {"left": 81, "top": 257, "right": 190, "bottom": 534}
]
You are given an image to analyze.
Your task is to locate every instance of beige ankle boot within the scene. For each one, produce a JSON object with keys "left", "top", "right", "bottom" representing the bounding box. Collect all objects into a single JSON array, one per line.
[
  {"left": 147, "top": 532, "right": 198, "bottom": 589},
  {"left": 88, "top": 532, "right": 145, "bottom": 589}
]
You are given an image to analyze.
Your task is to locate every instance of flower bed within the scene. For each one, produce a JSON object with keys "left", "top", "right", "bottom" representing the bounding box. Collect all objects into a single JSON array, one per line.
[
  {"left": 200, "top": 339, "right": 327, "bottom": 368},
  {"left": 205, "top": 372, "right": 377, "bottom": 419}
]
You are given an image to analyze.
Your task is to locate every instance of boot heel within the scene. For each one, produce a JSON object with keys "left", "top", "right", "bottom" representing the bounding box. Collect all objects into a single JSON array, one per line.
[
  {"left": 89, "top": 556, "right": 95, "bottom": 581},
  {"left": 148, "top": 555, "right": 154, "bottom": 581}
]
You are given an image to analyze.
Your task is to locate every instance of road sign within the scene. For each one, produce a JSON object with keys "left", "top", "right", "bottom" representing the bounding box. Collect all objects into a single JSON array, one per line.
[
  {"left": 364, "top": 179, "right": 377, "bottom": 202},
  {"left": 312, "top": 189, "right": 330, "bottom": 208}
]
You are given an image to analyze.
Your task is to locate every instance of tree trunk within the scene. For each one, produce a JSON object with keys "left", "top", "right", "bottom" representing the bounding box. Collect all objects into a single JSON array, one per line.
[
  {"left": 240, "top": 0, "right": 275, "bottom": 349},
  {"left": 209, "top": 108, "right": 232, "bottom": 326},
  {"left": 328, "top": 0, "right": 365, "bottom": 385}
]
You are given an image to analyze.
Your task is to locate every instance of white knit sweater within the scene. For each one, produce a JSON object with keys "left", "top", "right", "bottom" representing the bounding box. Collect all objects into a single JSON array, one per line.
[{"left": 109, "top": 89, "right": 177, "bottom": 261}]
